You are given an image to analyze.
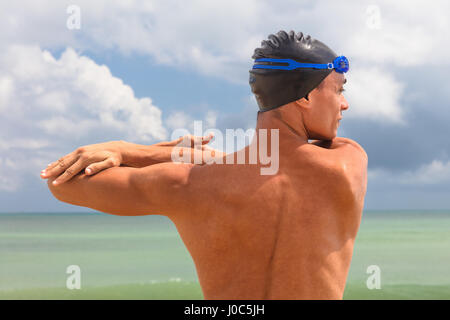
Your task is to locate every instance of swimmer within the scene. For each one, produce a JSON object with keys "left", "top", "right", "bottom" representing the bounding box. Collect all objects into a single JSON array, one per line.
[{"left": 41, "top": 30, "right": 367, "bottom": 300}]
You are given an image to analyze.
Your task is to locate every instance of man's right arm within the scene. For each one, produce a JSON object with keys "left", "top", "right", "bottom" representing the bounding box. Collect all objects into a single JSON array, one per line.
[{"left": 121, "top": 138, "right": 226, "bottom": 168}]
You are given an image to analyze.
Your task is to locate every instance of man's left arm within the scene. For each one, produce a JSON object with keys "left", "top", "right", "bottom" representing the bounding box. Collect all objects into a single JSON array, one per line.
[{"left": 42, "top": 134, "right": 225, "bottom": 185}]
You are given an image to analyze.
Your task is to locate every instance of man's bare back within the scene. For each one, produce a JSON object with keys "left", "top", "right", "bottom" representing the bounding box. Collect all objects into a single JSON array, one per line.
[{"left": 169, "top": 134, "right": 367, "bottom": 299}]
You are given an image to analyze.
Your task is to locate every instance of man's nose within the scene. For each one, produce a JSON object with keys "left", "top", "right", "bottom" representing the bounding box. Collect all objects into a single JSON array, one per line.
[{"left": 341, "top": 96, "right": 349, "bottom": 111}]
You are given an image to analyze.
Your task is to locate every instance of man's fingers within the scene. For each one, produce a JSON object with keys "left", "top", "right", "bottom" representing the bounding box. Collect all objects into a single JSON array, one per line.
[
  {"left": 46, "top": 150, "right": 75, "bottom": 171},
  {"left": 41, "top": 151, "right": 79, "bottom": 179},
  {"left": 184, "top": 133, "right": 214, "bottom": 148},
  {"left": 84, "top": 157, "right": 120, "bottom": 176},
  {"left": 201, "top": 133, "right": 214, "bottom": 145},
  {"left": 51, "top": 157, "right": 89, "bottom": 185},
  {"left": 154, "top": 133, "right": 214, "bottom": 148}
]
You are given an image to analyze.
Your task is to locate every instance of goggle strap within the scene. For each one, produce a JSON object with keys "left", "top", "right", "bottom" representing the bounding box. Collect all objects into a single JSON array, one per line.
[
  {"left": 253, "top": 58, "right": 330, "bottom": 71},
  {"left": 252, "top": 56, "right": 348, "bottom": 73}
]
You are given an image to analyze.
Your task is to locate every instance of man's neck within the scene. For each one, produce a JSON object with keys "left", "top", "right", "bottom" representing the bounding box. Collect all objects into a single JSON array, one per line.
[{"left": 253, "top": 110, "right": 310, "bottom": 146}]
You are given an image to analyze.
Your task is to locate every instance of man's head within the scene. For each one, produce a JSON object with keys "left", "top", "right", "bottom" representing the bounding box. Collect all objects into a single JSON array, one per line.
[
  {"left": 249, "top": 30, "right": 349, "bottom": 140},
  {"left": 293, "top": 70, "right": 348, "bottom": 140}
]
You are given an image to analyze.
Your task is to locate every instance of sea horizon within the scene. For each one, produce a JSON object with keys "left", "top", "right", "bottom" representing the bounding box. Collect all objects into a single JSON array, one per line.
[{"left": 2, "top": 209, "right": 450, "bottom": 215}]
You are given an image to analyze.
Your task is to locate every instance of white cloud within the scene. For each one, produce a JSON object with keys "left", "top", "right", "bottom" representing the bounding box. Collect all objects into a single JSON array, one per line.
[
  {"left": 0, "top": 157, "right": 21, "bottom": 192},
  {"left": 165, "top": 111, "right": 193, "bottom": 131},
  {"left": 165, "top": 109, "right": 218, "bottom": 136},
  {"left": 0, "top": 44, "right": 168, "bottom": 191},
  {"left": 2, "top": 1, "right": 449, "bottom": 73},
  {"left": 0, "top": 76, "right": 14, "bottom": 111},
  {"left": 369, "top": 159, "right": 450, "bottom": 186},
  {"left": 345, "top": 66, "right": 406, "bottom": 124},
  {"left": 0, "top": 44, "right": 167, "bottom": 142},
  {"left": 204, "top": 110, "right": 218, "bottom": 128},
  {"left": 346, "top": 1, "right": 450, "bottom": 66},
  {"left": 400, "top": 160, "right": 450, "bottom": 185},
  {"left": 0, "top": 138, "right": 50, "bottom": 151}
]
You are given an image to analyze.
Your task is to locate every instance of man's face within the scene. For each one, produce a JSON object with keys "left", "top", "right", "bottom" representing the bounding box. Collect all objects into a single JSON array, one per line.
[{"left": 303, "top": 71, "right": 348, "bottom": 140}]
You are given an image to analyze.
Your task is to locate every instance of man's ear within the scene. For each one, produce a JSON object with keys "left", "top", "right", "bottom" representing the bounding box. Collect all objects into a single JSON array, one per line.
[{"left": 294, "top": 96, "right": 311, "bottom": 110}]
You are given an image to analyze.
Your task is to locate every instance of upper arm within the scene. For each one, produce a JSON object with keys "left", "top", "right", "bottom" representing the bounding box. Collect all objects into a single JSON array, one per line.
[
  {"left": 129, "top": 162, "right": 197, "bottom": 216},
  {"left": 311, "top": 137, "right": 368, "bottom": 159},
  {"left": 318, "top": 138, "right": 368, "bottom": 206},
  {"left": 338, "top": 141, "right": 368, "bottom": 204},
  {"left": 48, "top": 162, "right": 196, "bottom": 217},
  {"left": 334, "top": 137, "right": 368, "bottom": 162},
  {"left": 347, "top": 140, "right": 368, "bottom": 202}
]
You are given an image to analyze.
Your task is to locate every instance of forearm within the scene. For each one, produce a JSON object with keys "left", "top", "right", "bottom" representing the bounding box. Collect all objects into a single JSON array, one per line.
[
  {"left": 120, "top": 142, "right": 176, "bottom": 167},
  {"left": 121, "top": 141, "right": 225, "bottom": 168}
]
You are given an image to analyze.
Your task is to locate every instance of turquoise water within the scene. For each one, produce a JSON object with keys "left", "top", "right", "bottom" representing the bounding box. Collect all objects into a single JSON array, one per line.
[{"left": 0, "top": 210, "right": 449, "bottom": 299}]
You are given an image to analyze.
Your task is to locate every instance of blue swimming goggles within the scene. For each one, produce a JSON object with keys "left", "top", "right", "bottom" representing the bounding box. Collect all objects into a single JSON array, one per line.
[{"left": 252, "top": 55, "right": 349, "bottom": 73}]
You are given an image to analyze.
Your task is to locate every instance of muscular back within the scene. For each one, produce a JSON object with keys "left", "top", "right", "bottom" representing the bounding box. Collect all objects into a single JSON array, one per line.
[{"left": 169, "top": 138, "right": 368, "bottom": 300}]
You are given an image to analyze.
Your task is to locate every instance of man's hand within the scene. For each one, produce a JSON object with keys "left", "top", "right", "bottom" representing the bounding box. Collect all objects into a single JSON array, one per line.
[
  {"left": 41, "top": 140, "right": 125, "bottom": 186},
  {"left": 41, "top": 134, "right": 215, "bottom": 186},
  {"left": 154, "top": 133, "right": 214, "bottom": 148},
  {"left": 310, "top": 137, "right": 349, "bottom": 149}
]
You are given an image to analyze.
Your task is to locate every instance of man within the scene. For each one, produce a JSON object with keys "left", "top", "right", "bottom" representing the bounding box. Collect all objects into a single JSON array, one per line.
[{"left": 41, "top": 30, "right": 367, "bottom": 299}]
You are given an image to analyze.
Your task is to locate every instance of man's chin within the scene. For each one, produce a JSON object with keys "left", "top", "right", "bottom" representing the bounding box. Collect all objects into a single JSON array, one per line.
[{"left": 309, "top": 134, "right": 335, "bottom": 141}]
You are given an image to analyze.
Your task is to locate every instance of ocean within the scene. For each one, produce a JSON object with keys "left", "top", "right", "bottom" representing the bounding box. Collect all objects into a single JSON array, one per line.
[{"left": 0, "top": 210, "right": 449, "bottom": 299}]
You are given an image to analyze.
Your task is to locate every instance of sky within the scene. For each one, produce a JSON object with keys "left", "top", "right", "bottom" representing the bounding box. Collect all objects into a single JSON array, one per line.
[{"left": 0, "top": 0, "right": 449, "bottom": 212}]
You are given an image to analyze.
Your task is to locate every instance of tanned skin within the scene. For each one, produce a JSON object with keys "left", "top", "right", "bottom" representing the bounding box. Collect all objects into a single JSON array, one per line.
[{"left": 42, "top": 71, "right": 367, "bottom": 299}]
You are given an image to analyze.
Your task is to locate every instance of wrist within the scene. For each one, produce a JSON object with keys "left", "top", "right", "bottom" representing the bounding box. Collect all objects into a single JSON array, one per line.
[
  {"left": 118, "top": 140, "right": 134, "bottom": 166},
  {"left": 119, "top": 141, "right": 160, "bottom": 167}
]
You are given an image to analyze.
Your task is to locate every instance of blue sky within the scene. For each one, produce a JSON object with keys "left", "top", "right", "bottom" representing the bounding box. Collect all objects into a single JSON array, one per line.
[{"left": 1, "top": 0, "right": 450, "bottom": 212}]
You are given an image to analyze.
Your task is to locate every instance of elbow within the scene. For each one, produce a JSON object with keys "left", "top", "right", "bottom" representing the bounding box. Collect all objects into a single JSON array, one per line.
[
  {"left": 47, "top": 178, "right": 66, "bottom": 203},
  {"left": 47, "top": 177, "right": 80, "bottom": 206}
]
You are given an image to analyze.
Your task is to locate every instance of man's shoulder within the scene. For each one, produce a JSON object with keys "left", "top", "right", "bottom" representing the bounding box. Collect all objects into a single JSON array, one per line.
[
  {"left": 333, "top": 137, "right": 368, "bottom": 160},
  {"left": 309, "top": 137, "right": 367, "bottom": 165},
  {"left": 307, "top": 137, "right": 368, "bottom": 200}
]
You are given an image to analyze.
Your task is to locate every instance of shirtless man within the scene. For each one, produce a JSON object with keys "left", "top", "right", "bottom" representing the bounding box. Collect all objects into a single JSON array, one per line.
[{"left": 41, "top": 30, "right": 367, "bottom": 299}]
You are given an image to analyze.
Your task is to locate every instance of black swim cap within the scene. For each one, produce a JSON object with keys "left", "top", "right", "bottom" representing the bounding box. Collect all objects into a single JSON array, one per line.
[{"left": 249, "top": 30, "right": 338, "bottom": 112}]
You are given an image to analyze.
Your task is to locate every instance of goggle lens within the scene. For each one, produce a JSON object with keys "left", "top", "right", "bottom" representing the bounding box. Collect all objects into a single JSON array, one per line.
[{"left": 333, "top": 56, "right": 349, "bottom": 73}]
